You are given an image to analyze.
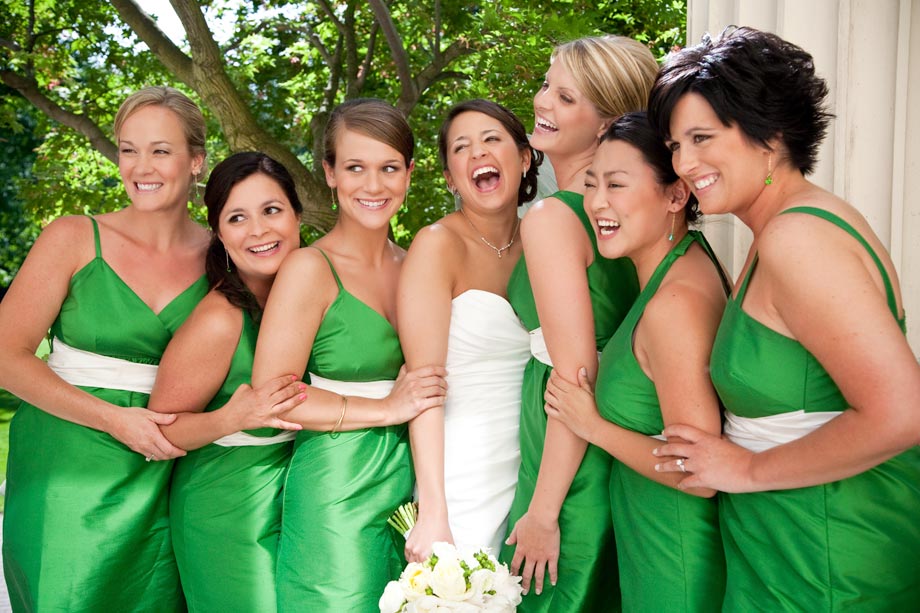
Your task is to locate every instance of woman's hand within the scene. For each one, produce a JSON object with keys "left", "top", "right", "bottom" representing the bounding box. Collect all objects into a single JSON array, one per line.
[
  {"left": 384, "top": 365, "right": 448, "bottom": 425},
  {"left": 505, "top": 510, "right": 560, "bottom": 596},
  {"left": 224, "top": 374, "right": 306, "bottom": 432},
  {"left": 106, "top": 407, "right": 187, "bottom": 460},
  {"left": 404, "top": 511, "right": 454, "bottom": 563},
  {"left": 653, "top": 423, "right": 755, "bottom": 492},
  {"left": 543, "top": 367, "right": 601, "bottom": 442}
]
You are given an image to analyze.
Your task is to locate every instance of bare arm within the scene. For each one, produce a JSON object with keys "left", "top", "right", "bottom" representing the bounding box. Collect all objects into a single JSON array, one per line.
[
  {"left": 147, "top": 291, "right": 304, "bottom": 450},
  {"left": 396, "top": 225, "right": 456, "bottom": 561},
  {"left": 506, "top": 198, "right": 598, "bottom": 594},
  {"left": 656, "top": 215, "right": 920, "bottom": 491},
  {"left": 0, "top": 216, "right": 184, "bottom": 459},
  {"left": 252, "top": 248, "right": 445, "bottom": 432}
]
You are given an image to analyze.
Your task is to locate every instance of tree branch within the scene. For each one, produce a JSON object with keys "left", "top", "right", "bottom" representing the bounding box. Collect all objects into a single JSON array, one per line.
[
  {"left": 316, "top": 0, "right": 346, "bottom": 36},
  {"left": 414, "top": 39, "right": 473, "bottom": 103},
  {"left": 0, "top": 70, "right": 118, "bottom": 163},
  {"left": 356, "top": 22, "right": 378, "bottom": 92},
  {"left": 366, "top": 0, "right": 416, "bottom": 110},
  {"left": 108, "top": 0, "right": 194, "bottom": 81}
]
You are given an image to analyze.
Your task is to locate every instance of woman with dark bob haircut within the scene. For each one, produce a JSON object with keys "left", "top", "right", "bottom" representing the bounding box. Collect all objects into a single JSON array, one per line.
[
  {"left": 649, "top": 26, "right": 920, "bottom": 611},
  {"left": 544, "top": 112, "right": 730, "bottom": 612},
  {"left": 399, "top": 99, "right": 539, "bottom": 561}
]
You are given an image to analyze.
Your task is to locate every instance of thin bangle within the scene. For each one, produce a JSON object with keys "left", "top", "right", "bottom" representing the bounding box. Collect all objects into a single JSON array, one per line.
[{"left": 330, "top": 394, "right": 348, "bottom": 438}]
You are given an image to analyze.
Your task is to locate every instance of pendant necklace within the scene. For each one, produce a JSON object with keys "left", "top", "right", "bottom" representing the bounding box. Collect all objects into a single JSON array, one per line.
[{"left": 459, "top": 208, "right": 519, "bottom": 259}]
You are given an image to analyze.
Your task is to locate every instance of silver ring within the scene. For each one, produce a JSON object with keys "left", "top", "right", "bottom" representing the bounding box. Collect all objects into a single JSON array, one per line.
[
  {"left": 676, "top": 458, "right": 686, "bottom": 473},
  {"left": 146, "top": 455, "right": 154, "bottom": 463}
]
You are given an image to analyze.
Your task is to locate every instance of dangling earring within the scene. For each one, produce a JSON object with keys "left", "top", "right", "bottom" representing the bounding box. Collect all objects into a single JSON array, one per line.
[
  {"left": 225, "top": 247, "right": 232, "bottom": 273},
  {"left": 451, "top": 187, "right": 462, "bottom": 205},
  {"left": 330, "top": 187, "right": 338, "bottom": 211},
  {"left": 668, "top": 212, "right": 676, "bottom": 242},
  {"left": 400, "top": 189, "right": 409, "bottom": 215},
  {"left": 764, "top": 152, "right": 774, "bottom": 186}
]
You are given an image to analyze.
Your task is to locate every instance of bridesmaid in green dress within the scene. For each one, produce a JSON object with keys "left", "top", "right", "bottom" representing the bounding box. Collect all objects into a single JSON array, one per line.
[
  {"left": 147, "top": 152, "right": 307, "bottom": 612},
  {"left": 543, "top": 112, "right": 728, "bottom": 612},
  {"left": 500, "top": 36, "right": 657, "bottom": 613},
  {"left": 649, "top": 27, "right": 920, "bottom": 611},
  {"left": 0, "top": 87, "right": 209, "bottom": 612},
  {"left": 251, "top": 99, "right": 448, "bottom": 612}
]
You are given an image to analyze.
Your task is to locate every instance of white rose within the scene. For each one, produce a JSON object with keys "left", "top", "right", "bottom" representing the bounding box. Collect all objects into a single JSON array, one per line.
[
  {"left": 399, "top": 562, "right": 432, "bottom": 601},
  {"left": 405, "top": 595, "right": 452, "bottom": 613},
  {"left": 428, "top": 558, "right": 469, "bottom": 601},
  {"left": 431, "top": 541, "right": 460, "bottom": 564},
  {"left": 467, "top": 568, "right": 494, "bottom": 604},
  {"left": 490, "top": 564, "right": 523, "bottom": 606},
  {"left": 379, "top": 580, "right": 408, "bottom": 613}
]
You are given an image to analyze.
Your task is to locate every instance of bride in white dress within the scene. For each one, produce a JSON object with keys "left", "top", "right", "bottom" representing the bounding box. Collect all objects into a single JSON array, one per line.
[{"left": 398, "top": 99, "right": 542, "bottom": 558}]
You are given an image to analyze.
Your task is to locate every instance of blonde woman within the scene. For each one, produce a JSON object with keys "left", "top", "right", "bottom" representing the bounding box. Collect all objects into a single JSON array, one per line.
[
  {"left": 500, "top": 36, "right": 658, "bottom": 612},
  {"left": 0, "top": 86, "right": 209, "bottom": 611}
]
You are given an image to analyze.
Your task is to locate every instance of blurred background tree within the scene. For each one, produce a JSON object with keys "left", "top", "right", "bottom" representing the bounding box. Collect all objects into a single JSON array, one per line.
[{"left": 0, "top": 0, "right": 686, "bottom": 279}]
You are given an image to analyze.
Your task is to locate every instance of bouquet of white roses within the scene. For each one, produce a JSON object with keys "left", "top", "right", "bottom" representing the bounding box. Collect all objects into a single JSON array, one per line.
[{"left": 379, "top": 541, "right": 523, "bottom": 613}]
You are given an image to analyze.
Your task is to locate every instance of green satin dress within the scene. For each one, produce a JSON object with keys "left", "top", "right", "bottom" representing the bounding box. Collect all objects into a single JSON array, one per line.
[
  {"left": 596, "top": 232, "right": 728, "bottom": 612},
  {"left": 711, "top": 207, "right": 920, "bottom": 611},
  {"left": 2, "top": 217, "right": 207, "bottom": 613},
  {"left": 275, "top": 250, "right": 412, "bottom": 612},
  {"left": 169, "top": 308, "right": 293, "bottom": 612},
  {"left": 501, "top": 191, "right": 639, "bottom": 613}
]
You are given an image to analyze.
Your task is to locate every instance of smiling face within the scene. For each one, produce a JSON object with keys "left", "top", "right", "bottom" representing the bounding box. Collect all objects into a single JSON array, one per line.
[
  {"left": 531, "top": 60, "right": 608, "bottom": 158},
  {"left": 218, "top": 172, "right": 301, "bottom": 283},
  {"left": 323, "top": 128, "right": 413, "bottom": 230},
  {"left": 443, "top": 111, "right": 530, "bottom": 213},
  {"left": 585, "top": 139, "right": 677, "bottom": 261},
  {"left": 666, "top": 92, "right": 771, "bottom": 217},
  {"left": 117, "top": 105, "right": 203, "bottom": 212}
]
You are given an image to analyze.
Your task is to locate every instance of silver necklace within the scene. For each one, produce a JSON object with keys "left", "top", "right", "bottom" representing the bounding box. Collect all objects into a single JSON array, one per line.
[{"left": 459, "top": 208, "right": 520, "bottom": 259}]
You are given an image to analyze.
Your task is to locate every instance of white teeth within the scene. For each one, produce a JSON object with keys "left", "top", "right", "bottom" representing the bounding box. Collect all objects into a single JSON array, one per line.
[
  {"left": 357, "top": 199, "right": 387, "bottom": 209},
  {"left": 249, "top": 242, "right": 278, "bottom": 253},
  {"left": 135, "top": 183, "right": 162, "bottom": 192},
  {"left": 597, "top": 219, "right": 619, "bottom": 235},
  {"left": 472, "top": 166, "right": 499, "bottom": 179},
  {"left": 694, "top": 175, "right": 717, "bottom": 190},
  {"left": 536, "top": 117, "right": 558, "bottom": 130}
]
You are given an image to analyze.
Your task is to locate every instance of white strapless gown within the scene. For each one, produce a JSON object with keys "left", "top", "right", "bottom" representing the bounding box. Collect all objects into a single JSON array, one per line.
[{"left": 443, "top": 290, "right": 530, "bottom": 554}]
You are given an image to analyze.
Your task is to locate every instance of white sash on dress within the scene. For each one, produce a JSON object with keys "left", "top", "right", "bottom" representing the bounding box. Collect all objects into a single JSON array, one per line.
[
  {"left": 307, "top": 373, "right": 395, "bottom": 399},
  {"left": 528, "top": 327, "right": 602, "bottom": 367},
  {"left": 213, "top": 430, "right": 298, "bottom": 447},
  {"left": 47, "top": 337, "right": 158, "bottom": 394},
  {"left": 723, "top": 409, "right": 841, "bottom": 452}
]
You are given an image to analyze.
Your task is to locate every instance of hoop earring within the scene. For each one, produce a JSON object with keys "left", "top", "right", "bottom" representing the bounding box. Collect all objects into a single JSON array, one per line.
[
  {"left": 330, "top": 188, "right": 338, "bottom": 211},
  {"left": 668, "top": 212, "right": 676, "bottom": 242},
  {"left": 764, "top": 152, "right": 774, "bottom": 186}
]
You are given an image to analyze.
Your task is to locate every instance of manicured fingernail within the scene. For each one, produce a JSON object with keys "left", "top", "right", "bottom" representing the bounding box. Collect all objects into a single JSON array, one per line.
[
  {"left": 290, "top": 375, "right": 297, "bottom": 381},
  {"left": 298, "top": 393, "right": 306, "bottom": 400},
  {"left": 654, "top": 463, "right": 661, "bottom": 471},
  {"left": 536, "top": 588, "right": 541, "bottom": 595},
  {"left": 652, "top": 447, "right": 659, "bottom": 456}
]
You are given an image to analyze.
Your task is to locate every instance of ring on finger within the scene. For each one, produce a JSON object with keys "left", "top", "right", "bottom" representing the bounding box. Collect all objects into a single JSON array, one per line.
[{"left": 676, "top": 458, "right": 687, "bottom": 473}]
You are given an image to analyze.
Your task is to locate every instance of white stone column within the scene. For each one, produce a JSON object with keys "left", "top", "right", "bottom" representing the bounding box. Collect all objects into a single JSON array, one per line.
[{"left": 688, "top": 0, "right": 920, "bottom": 356}]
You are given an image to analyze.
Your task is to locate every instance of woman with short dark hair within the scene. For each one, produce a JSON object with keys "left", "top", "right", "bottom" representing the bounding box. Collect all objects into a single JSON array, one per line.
[{"left": 649, "top": 26, "right": 920, "bottom": 611}]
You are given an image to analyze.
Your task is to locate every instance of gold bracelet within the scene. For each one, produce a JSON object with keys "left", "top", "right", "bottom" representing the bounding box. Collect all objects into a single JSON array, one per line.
[{"left": 330, "top": 394, "right": 347, "bottom": 438}]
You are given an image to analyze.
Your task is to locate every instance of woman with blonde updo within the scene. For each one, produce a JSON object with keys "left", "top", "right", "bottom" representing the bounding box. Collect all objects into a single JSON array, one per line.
[{"left": 500, "top": 36, "right": 658, "bottom": 612}]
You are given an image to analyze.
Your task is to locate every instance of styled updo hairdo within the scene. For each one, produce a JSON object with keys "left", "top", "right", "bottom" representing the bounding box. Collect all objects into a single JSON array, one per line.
[
  {"left": 114, "top": 86, "right": 207, "bottom": 175},
  {"left": 551, "top": 35, "right": 659, "bottom": 119},
  {"left": 437, "top": 99, "right": 544, "bottom": 207},
  {"left": 204, "top": 152, "right": 303, "bottom": 318},
  {"left": 601, "top": 112, "right": 699, "bottom": 223},
  {"left": 323, "top": 98, "right": 414, "bottom": 167},
  {"left": 647, "top": 26, "right": 832, "bottom": 175}
]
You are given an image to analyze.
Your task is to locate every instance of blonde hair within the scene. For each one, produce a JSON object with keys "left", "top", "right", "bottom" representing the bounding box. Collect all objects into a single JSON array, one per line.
[
  {"left": 552, "top": 36, "right": 659, "bottom": 120},
  {"left": 113, "top": 86, "right": 207, "bottom": 164}
]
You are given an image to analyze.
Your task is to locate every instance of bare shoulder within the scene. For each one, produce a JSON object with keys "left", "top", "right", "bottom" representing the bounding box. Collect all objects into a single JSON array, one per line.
[
  {"left": 521, "top": 195, "right": 579, "bottom": 229},
  {"left": 408, "top": 216, "right": 466, "bottom": 257},
  {"left": 182, "top": 289, "right": 243, "bottom": 339}
]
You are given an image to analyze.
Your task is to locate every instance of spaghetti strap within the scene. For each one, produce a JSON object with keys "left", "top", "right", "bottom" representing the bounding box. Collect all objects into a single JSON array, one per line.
[
  {"left": 312, "top": 247, "right": 344, "bottom": 290},
  {"left": 780, "top": 206, "right": 899, "bottom": 319},
  {"left": 89, "top": 216, "right": 102, "bottom": 258},
  {"left": 691, "top": 230, "right": 732, "bottom": 297}
]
